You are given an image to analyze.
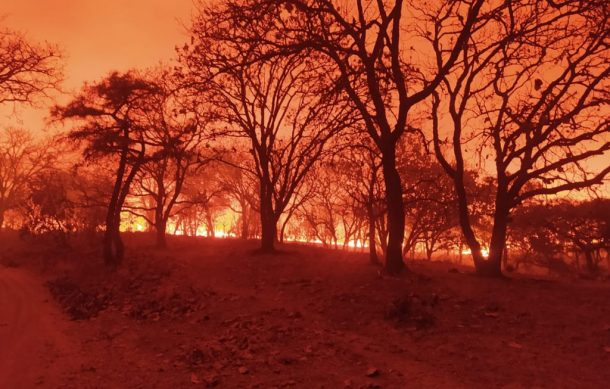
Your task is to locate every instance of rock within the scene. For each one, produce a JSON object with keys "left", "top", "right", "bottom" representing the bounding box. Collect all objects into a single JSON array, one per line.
[
  {"left": 203, "top": 374, "right": 220, "bottom": 387},
  {"left": 190, "top": 373, "right": 201, "bottom": 384},
  {"left": 365, "top": 367, "right": 380, "bottom": 377}
]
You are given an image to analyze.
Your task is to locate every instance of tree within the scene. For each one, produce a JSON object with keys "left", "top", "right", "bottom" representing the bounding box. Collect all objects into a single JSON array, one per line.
[
  {"left": 430, "top": 0, "right": 610, "bottom": 276},
  {"left": 20, "top": 169, "right": 76, "bottom": 246},
  {"left": 0, "top": 27, "right": 62, "bottom": 230},
  {"left": 0, "top": 27, "right": 62, "bottom": 106},
  {"left": 217, "top": 152, "right": 260, "bottom": 239},
  {"left": 0, "top": 128, "right": 55, "bottom": 229},
  {"left": 182, "top": 13, "right": 353, "bottom": 252},
  {"left": 201, "top": 0, "right": 486, "bottom": 273},
  {"left": 54, "top": 71, "right": 160, "bottom": 267},
  {"left": 126, "top": 70, "right": 214, "bottom": 248},
  {"left": 509, "top": 199, "right": 610, "bottom": 275},
  {"left": 335, "top": 138, "right": 385, "bottom": 264},
  {"left": 403, "top": 164, "right": 458, "bottom": 261}
]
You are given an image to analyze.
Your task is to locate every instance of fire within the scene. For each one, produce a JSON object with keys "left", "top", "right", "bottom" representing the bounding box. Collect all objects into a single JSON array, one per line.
[{"left": 461, "top": 247, "right": 490, "bottom": 258}]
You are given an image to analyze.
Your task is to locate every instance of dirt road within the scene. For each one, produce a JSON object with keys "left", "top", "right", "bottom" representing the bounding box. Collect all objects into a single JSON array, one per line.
[{"left": 0, "top": 266, "right": 78, "bottom": 389}]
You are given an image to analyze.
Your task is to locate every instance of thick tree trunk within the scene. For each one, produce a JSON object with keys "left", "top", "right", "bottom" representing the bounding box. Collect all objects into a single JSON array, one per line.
[
  {"left": 458, "top": 241, "right": 464, "bottom": 264},
  {"left": 259, "top": 182, "right": 276, "bottom": 252},
  {"left": 103, "top": 189, "right": 122, "bottom": 267},
  {"left": 475, "top": 208, "right": 508, "bottom": 277},
  {"left": 102, "top": 209, "right": 124, "bottom": 267},
  {"left": 381, "top": 148, "right": 406, "bottom": 274},
  {"left": 156, "top": 218, "right": 167, "bottom": 249},
  {"left": 102, "top": 228, "right": 115, "bottom": 266},
  {"left": 260, "top": 212, "right": 277, "bottom": 252},
  {"left": 452, "top": 170, "right": 489, "bottom": 273},
  {"left": 0, "top": 207, "right": 4, "bottom": 230}
]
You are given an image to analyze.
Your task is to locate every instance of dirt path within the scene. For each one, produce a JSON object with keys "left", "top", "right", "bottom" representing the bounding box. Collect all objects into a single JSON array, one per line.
[{"left": 0, "top": 266, "right": 79, "bottom": 389}]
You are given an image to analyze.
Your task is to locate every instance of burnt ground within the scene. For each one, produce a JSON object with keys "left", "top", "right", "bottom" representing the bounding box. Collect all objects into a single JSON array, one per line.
[{"left": 1, "top": 233, "right": 610, "bottom": 388}]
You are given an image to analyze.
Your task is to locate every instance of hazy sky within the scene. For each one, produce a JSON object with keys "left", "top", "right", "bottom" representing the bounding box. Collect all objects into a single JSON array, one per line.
[{"left": 2, "top": 0, "right": 194, "bottom": 133}]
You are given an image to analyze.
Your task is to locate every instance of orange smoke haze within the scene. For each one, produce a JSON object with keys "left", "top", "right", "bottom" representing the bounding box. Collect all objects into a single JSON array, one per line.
[{"left": 2, "top": 0, "right": 193, "bottom": 132}]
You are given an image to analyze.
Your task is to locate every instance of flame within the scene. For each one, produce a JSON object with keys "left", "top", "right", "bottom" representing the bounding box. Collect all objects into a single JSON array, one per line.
[{"left": 460, "top": 247, "right": 490, "bottom": 258}]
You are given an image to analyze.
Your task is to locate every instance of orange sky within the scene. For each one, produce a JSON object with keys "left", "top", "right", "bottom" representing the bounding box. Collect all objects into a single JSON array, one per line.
[{"left": 2, "top": 0, "right": 194, "bottom": 133}]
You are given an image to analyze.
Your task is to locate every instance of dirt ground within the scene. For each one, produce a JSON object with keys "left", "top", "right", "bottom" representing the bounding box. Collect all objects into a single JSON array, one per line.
[{"left": 1, "top": 233, "right": 610, "bottom": 388}]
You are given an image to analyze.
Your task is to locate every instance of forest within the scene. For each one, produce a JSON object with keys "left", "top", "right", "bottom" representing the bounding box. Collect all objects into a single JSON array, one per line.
[{"left": 1, "top": 0, "right": 610, "bottom": 388}]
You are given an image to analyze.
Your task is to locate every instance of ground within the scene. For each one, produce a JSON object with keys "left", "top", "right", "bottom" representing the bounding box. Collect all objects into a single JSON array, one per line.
[{"left": 1, "top": 232, "right": 610, "bottom": 388}]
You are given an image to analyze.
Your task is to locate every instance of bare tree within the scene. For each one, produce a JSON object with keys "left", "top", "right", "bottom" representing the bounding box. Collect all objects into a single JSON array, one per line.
[
  {"left": 182, "top": 14, "right": 354, "bottom": 252},
  {"left": 430, "top": 0, "right": 610, "bottom": 276},
  {"left": 0, "top": 128, "right": 55, "bottom": 229},
  {"left": 217, "top": 152, "right": 260, "bottom": 239},
  {"left": 0, "top": 27, "right": 62, "bottom": 106},
  {"left": 335, "top": 137, "right": 385, "bottom": 264},
  {"left": 126, "top": 70, "right": 214, "bottom": 248},
  {"left": 199, "top": 0, "right": 486, "bottom": 272}
]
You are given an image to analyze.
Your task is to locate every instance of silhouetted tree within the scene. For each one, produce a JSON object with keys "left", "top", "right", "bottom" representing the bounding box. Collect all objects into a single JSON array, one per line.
[
  {"left": 54, "top": 72, "right": 160, "bottom": 267},
  {"left": 182, "top": 12, "right": 353, "bottom": 252},
  {"left": 126, "top": 70, "right": 214, "bottom": 248},
  {"left": 431, "top": 0, "right": 610, "bottom": 276},
  {"left": 201, "top": 0, "right": 486, "bottom": 273},
  {"left": 0, "top": 128, "right": 56, "bottom": 229},
  {"left": 0, "top": 27, "right": 62, "bottom": 106},
  {"left": 334, "top": 138, "right": 385, "bottom": 264},
  {"left": 217, "top": 152, "right": 260, "bottom": 239}
]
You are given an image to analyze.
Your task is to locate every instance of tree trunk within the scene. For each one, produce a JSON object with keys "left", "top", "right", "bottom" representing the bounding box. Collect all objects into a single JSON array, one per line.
[
  {"left": 156, "top": 218, "right": 167, "bottom": 249},
  {"left": 102, "top": 208, "right": 123, "bottom": 268},
  {"left": 259, "top": 182, "right": 276, "bottom": 252},
  {"left": 113, "top": 223, "right": 124, "bottom": 264},
  {"left": 584, "top": 249, "right": 597, "bottom": 274},
  {"left": 0, "top": 207, "right": 4, "bottom": 230},
  {"left": 381, "top": 148, "right": 406, "bottom": 274},
  {"left": 366, "top": 168, "right": 380, "bottom": 265},
  {"left": 260, "top": 212, "right": 276, "bottom": 252},
  {"left": 476, "top": 208, "right": 508, "bottom": 277},
  {"left": 452, "top": 169, "right": 488, "bottom": 273},
  {"left": 241, "top": 212, "right": 249, "bottom": 240},
  {"left": 103, "top": 188, "right": 122, "bottom": 267}
]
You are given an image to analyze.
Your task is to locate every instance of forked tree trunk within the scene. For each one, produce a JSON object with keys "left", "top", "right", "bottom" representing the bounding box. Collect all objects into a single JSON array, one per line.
[{"left": 381, "top": 148, "right": 406, "bottom": 274}]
